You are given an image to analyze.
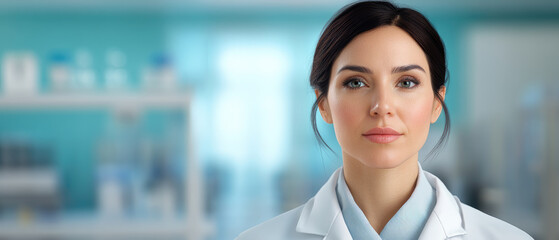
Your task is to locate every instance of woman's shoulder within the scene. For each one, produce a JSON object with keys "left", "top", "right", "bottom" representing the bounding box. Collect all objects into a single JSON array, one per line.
[
  {"left": 423, "top": 170, "right": 533, "bottom": 239},
  {"left": 459, "top": 203, "right": 533, "bottom": 240},
  {"left": 235, "top": 203, "right": 321, "bottom": 240}
]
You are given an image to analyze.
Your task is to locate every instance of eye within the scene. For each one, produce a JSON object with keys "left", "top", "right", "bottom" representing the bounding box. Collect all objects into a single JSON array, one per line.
[
  {"left": 397, "top": 77, "right": 419, "bottom": 89},
  {"left": 343, "top": 78, "right": 366, "bottom": 89}
]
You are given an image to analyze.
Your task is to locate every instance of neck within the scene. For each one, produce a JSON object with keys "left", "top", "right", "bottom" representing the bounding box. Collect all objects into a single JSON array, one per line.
[{"left": 342, "top": 153, "right": 419, "bottom": 233}]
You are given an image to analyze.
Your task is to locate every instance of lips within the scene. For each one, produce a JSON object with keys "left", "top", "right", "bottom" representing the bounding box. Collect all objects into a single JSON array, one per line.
[{"left": 362, "top": 127, "right": 402, "bottom": 144}]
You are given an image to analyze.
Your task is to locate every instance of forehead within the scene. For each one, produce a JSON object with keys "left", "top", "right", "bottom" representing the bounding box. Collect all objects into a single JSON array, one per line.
[{"left": 333, "top": 26, "right": 429, "bottom": 74}]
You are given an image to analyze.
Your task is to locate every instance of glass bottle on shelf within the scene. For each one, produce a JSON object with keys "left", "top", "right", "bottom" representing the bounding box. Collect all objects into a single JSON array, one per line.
[
  {"left": 73, "top": 49, "right": 96, "bottom": 91},
  {"left": 2, "top": 51, "right": 39, "bottom": 95},
  {"left": 49, "top": 52, "right": 72, "bottom": 93},
  {"left": 141, "top": 53, "right": 177, "bottom": 92},
  {"left": 104, "top": 49, "right": 128, "bottom": 92}
]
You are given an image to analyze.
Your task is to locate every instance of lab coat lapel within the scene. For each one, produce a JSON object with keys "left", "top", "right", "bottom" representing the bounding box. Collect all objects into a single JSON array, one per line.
[
  {"left": 296, "top": 168, "right": 352, "bottom": 240},
  {"left": 419, "top": 213, "right": 450, "bottom": 239},
  {"left": 419, "top": 171, "right": 467, "bottom": 240},
  {"left": 323, "top": 212, "right": 352, "bottom": 240}
]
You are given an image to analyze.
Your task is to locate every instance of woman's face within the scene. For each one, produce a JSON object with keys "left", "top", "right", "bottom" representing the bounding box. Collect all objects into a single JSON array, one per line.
[{"left": 317, "top": 26, "right": 445, "bottom": 169}]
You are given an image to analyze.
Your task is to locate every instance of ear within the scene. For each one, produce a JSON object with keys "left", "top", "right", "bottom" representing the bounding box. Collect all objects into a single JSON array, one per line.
[
  {"left": 315, "top": 89, "right": 333, "bottom": 124},
  {"left": 431, "top": 86, "right": 446, "bottom": 123}
]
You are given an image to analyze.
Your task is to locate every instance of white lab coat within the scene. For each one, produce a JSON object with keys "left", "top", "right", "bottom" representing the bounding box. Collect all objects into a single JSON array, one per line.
[{"left": 236, "top": 168, "right": 533, "bottom": 240}]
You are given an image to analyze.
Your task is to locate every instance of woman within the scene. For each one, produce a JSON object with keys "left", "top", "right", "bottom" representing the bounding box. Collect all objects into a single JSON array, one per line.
[{"left": 237, "top": 1, "right": 533, "bottom": 239}]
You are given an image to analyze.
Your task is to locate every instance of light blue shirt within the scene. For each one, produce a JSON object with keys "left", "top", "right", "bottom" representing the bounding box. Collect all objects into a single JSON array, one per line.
[{"left": 336, "top": 162, "right": 436, "bottom": 240}]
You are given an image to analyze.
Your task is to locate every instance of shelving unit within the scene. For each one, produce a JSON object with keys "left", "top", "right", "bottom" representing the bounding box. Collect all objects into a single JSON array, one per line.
[
  {"left": 0, "top": 92, "right": 191, "bottom": 108},
  {"left": 0, "top": 92, "right": 214, "bottom": 240}
]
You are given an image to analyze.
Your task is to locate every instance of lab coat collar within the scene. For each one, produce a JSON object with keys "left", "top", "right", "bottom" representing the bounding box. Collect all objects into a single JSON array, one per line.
[
  {"left": 419, "top": 171, "right": 467, "bottom": 239},
  {"left": 296, "top": 168, "right": 352, "bottom": 239},
  {"left": 295, "top": 167, "right": 467, "bottom": 240}
]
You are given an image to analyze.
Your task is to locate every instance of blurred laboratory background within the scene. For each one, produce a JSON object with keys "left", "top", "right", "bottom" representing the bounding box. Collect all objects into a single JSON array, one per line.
[{"left": 0, "top": 0, "right": 557, "bottom": 239}]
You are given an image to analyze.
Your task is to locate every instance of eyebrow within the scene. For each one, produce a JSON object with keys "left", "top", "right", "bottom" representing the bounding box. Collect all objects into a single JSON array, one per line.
[
  {"left": 392, "top": 64, "right": 425, "bottom": 73},
  {"left": 337, "top": 65, "right": 371, "bottom": 74},
  {"left": 336, "top": 64, "right": 426, "bottom": 75}
]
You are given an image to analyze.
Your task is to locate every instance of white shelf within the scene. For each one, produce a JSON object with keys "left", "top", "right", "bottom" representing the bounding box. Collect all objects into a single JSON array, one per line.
[
  {"left": 0, "top": 216, "right": 214, "bottom": 239},
  {"left": 0, "top": 92, "right": 191, "bottom": 109},
  {"left": 0, "top": 169, "right": 58, "bottom": 195}
]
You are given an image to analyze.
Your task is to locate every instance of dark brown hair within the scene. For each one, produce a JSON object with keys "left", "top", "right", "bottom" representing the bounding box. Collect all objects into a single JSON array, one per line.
[{"left": 310, "top": 1, "right": 450, "bottom": 157}]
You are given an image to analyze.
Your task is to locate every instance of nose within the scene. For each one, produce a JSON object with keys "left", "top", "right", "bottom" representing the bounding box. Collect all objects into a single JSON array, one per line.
[{"left": 370, "top": 88, "right": 393, "bottom": 117}]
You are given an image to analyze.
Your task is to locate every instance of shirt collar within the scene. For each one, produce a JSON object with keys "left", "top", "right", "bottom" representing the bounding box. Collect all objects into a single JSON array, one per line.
[{"left": 336, "top": 162, "right": 436, "bottom": 240}]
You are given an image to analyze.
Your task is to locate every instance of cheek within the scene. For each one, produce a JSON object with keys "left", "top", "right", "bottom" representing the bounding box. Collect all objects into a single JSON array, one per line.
[
  {"left": 404, "top": 97, "right": 434, "bottom": 136},
  {"left": 330, "top": 94, "right": 365, "bottom": 129},
  {"left": 328, "top": 94, "right": 368, "bottom": 147}
]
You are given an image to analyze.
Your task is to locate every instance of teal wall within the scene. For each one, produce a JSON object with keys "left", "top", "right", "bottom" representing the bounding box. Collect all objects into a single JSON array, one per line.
[{"left": 1, "top": 9, "right": 558, "bottom": 211}]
